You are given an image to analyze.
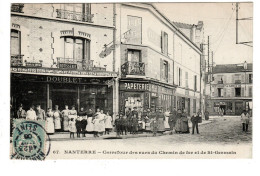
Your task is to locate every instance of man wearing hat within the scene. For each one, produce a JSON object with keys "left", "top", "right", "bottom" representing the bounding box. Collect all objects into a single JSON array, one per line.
[{"left": 17, "top": 105, "right": 26, "bottom": 119}]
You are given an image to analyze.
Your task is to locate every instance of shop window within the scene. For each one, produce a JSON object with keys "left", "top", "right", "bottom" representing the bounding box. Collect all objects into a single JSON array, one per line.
[
  {"left": 226, "top": 102, "right": 233, "bottom": 113},
  {"left": 63, "top": 37, "right": 90, "bottom": 62},
  {"left": 161, "top": 31, "right": 168, "bottom": 55},
  {"left": 218, "top": 88, "right": 223, "bottom": 97},
  {"left": 235, "top": 88, "right": 241, "bottom": 97},
  {"left": 249, "top": 74, "right": 253, "bottom": 83},
  {"left": 127, "top": 49, "right": 141, "bottom": 62},
  {"left": 11, "top": 29, "right": 21, "bottom": 56}
]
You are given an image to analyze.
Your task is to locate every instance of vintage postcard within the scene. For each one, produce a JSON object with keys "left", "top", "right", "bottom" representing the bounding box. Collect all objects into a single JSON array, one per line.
[{"left": 9, "top": 2, "right": 253, "bottom": 160}]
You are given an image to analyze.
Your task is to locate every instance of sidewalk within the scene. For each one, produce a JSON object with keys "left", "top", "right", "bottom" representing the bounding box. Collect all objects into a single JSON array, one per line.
[{"left": 49, "top": 118, "right": 215, "bottom": 141}]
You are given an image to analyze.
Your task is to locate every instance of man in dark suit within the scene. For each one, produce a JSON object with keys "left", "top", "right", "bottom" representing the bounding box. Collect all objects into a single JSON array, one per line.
[{"left": 191, "top": 112, "right": 200, "bottom": 134}]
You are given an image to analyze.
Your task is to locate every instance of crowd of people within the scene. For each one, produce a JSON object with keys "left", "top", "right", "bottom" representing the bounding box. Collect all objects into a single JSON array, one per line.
[{"left": 12, "top": 104, "right": 204, "bottom": 138}]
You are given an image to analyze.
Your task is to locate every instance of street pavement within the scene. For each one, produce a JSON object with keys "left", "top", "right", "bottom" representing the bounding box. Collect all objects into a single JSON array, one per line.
[{"left": 49, "top": 116, "right": 252, "bottom": 144}]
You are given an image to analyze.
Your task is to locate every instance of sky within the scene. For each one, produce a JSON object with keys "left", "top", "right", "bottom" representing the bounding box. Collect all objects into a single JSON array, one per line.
[{"left": 154, "top": 2, "right": 253, "bottom": 65}]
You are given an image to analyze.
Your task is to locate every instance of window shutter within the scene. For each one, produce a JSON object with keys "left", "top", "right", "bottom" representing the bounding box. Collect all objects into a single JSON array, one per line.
[
  {"left": 241, "top": 74, "right": 245, "bottom": 83},
  {"left": 241, "top": 87, "right": 245, "bottom": 97},
  {"left": 245, "top": 74, "right": 249, "bottom": 83},
  {"left": 168, "top": 62, "right": 171, "bottom": 83},
  {"left": 180, "top": 68, "right": 182, "bottom": 86},
  {"left": 165, "top": 32, "right": 168, "bottom": 55},
  {"left": 232, "top": 75, "right": 235, "bottom": 84},
  {"left": 161, "top": 31, "right": 164, "bottom": 53},
  {"left": 160, "top": 58, "right": 163, "bottom": 80},
  {"left": 176, "top": 66, "right": 179, "bottom": 85},
  {"left": 223, "top": 88, "right": 226, "bottom": 97},
  {"left": 173, "top": 62, "right": 175, "bottom": 85},
  {"left": 231, "top": 88, "right": 235, "bottom": 97}
]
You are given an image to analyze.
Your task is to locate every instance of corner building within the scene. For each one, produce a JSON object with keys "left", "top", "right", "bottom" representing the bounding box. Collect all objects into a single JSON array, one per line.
[
  {"left": 115, "top": 3, "right": 204, "bottom": 115},
  {"left": 10, "top": 3, "right": 118, "bottom": 113}
]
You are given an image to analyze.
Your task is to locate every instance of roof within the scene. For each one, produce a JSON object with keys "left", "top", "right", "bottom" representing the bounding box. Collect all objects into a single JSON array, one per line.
[{"left": 213, "top": 63, "right": 252, "bottom": 74}]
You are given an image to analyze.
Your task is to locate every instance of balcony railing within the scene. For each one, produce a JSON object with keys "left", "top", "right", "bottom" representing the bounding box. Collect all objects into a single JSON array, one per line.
[
  {"left": 11, "top": 55, "right": 24, "bottom": 66},
  {"left": 235, "top": 80, "right": 241, "bottom": 84},
  {"left": 56, "top": 9, "right": 94, "bottom": 23},
  {"left": 121, "top": 61, "right": 145, "bottom": 76},
  {"left": 11, "top": 4, "right": 24, "bottom": 13},
  {"left": 57, "top": 57, "right": 106, "bottom": 71}
]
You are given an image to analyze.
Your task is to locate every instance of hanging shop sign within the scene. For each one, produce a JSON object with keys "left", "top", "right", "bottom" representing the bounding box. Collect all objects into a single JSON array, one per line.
[
  {"left": 11, "top": 67, "right": 118, "bottom": 77},
  {"left": 59, "top": 63, "right": 77, "bottom": 69}
]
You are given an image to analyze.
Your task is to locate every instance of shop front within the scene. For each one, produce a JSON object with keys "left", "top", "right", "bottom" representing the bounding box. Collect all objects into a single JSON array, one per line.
[
  {"left": 119, "top": 79, "right": 176, "bottom": 114},
  {"left": 209, "top": 99, "right": 252, "bottom": 116},
  {"left": 11, "top": 67, "right": 117, "bottom": 115}
]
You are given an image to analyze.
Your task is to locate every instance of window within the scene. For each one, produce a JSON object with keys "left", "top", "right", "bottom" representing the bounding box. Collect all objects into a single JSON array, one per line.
[
  {"left": 63, "top": 37, "right": 90, "bottom": 62},
  {"left": 235, "top": 88, "right": 241, "bottom": 97},
  {"left": 218, "top": 88, "right": 223, "bottom": 97},
  {"left": 194, "top": 75, "right": 197, "bottom": 91},
  {"left": 161, "top": 31, "right": 168, "bottom": 55},
  {"left": 127, "top": 50, "right": 141, "bottom": 62},
  {"left": 234, "top": 74, "right": 241, "bottom": 84},
  {"left": 161, "top": 60, "right": 168, "bottom": 82},
  {"left": 249, "top": 74, "right": 253, "bottom": 83},
  {"left": 127, "top": 16, "right": 142, "bottom": 44},
  {"left": 11, "top": 29, "right": 20, "bottom": 56}
]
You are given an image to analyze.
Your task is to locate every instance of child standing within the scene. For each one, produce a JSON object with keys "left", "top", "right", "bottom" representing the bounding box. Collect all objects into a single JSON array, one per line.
[
  {"left": 69, "top": 118, "right": 76, "bottom": 138},
  {"left": 75, "top": 116, "right": 82, "bottom": 138}
]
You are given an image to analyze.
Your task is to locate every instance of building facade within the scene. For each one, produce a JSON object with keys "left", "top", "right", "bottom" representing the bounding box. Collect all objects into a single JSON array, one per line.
[
  {"left": 114, "top": 3, "right": 204, "bottom": 116},
  {"left": 10, "top": 3, "right": 205, "bottom": 117},
  {"left": 10, "top": 3, "right": 119, "bottom": 114},
  {"left": 206, "top": 62, "right": 253, "bottom": 115}
]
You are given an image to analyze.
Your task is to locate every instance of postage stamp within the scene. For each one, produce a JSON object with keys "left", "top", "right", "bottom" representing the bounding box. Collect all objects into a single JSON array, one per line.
[{"left": 10, "top": 120, "right": 50, "bottom": 160}]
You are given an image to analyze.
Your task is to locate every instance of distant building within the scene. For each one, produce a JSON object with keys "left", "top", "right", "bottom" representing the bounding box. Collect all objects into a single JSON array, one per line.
[{"left": 206, "top": 61, "right": 252, "bottom": 115}]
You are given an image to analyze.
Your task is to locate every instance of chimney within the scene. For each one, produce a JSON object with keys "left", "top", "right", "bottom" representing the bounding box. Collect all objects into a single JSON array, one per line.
[{"left": 243, "top": 61, "right": 247, "bottom": 70}]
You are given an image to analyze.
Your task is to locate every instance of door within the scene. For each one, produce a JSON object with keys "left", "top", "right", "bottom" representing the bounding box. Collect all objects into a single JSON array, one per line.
[{"left": 235, "top": 102, "right": 243, "bottom": 115}]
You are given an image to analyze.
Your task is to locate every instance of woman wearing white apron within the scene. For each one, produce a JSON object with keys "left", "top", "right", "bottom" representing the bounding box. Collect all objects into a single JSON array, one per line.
[
  {"left": 104, "top": 111, "right": 113, "bottom": 135},
  {"left": 62, "top": 105, "right": 70, "bottom": 131},
  {"left": 98, "top": 110, "right": 106, "bottom": 135},
  {"left": 46, "top": 108, "right": 55, "bottom": 134},
  {"left": 164, "top": 108, "right": 170, "bottom": 131},
  {"left": 53, "top": 105, "right": 62, "bottom": 132}
]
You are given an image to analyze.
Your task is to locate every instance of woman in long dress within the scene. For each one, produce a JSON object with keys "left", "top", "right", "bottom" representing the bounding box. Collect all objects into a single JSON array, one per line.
[
  {"left": 175, "top": 109, "right": 183, "bottom": 133},
  {"left": 104, "top": 111, "right": 113, "bottom": 135},
  {"left": 164, "top": 108, "right": 171, "bottom": 131},
  {"left": 53, "top": 105, "right": 62, "bottom": 132},
  {"left": 98, "top": 110, "right": 106, "bottom": 135},
  {"left": 86, "top": 109, "right": 94, "bottom": 133},
  {"left": 180, "top": 110, "right": 189, "bottom": 133},
  {"left": 46, "top": 108, "right": 55, "bottom": 134},
  {"left": 62, "top": 105, "right": 70, "bottom": 131},
  {"left": 157, "top": 109, "right": 165, "bottom": 133}
]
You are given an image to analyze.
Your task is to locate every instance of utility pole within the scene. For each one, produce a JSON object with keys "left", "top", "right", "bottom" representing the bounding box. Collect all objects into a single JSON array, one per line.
[
  {"left": 208, "top": 36, "right": 211, "bottom": 95},
  {"left": 236, "top": 2, "right": 239, "bottom": 44}
]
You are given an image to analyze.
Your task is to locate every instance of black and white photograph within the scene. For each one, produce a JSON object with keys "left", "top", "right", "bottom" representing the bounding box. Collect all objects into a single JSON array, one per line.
[{"left": 5, "top": 1, "right": 254, "bottom": 160}]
